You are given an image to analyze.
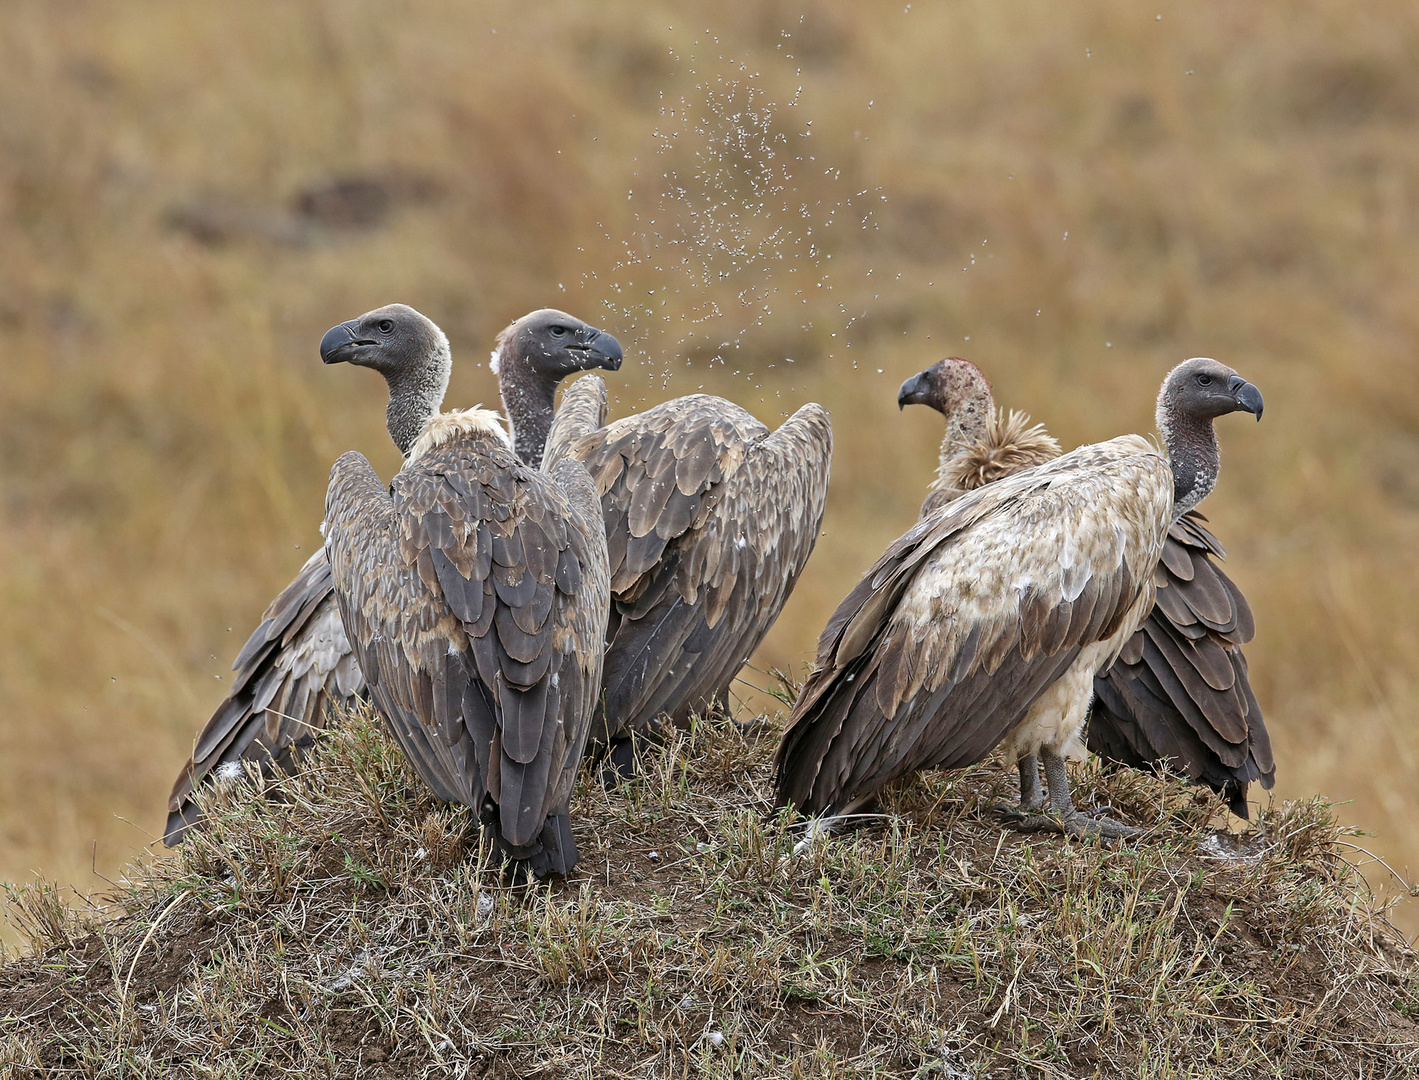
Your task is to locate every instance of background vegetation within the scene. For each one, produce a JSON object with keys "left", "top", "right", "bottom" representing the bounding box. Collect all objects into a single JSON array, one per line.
[{"left": 1, "top": 0, "right": 1417, "bottom": 937}]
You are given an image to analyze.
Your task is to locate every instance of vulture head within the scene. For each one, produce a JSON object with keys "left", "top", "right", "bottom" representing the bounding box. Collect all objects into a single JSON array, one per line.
[
  {"left": 319, "top": 303, "right": 450, "bottom": 378},
  {"left": 897, "top": 357, "right": 992, "bottom": 415},
  {"left": 319, "top": 303, "right": 454, "bottom": 458},
  {"left": 492, "top": 308, "right": 623, "bottom": 466},
  {"left": 492, "top": 309, "right": 623, "bottom": 381},
  {"left": 1158, "top": 357, "right": 1264, "bottom": 425},
  {"left": 898, "top": 356, "right": 1061, "bottom": 503},
  {"left": 898, "top": 357, "right": 997, "bottom": 458},
  {"left": 1157, "top": 357, "right": 1263, "bottom": 519}
]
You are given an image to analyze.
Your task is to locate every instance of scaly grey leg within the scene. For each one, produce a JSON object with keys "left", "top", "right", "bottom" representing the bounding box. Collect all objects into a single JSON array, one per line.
[
  {"left": 992, "top": 754, "right": 1046, "bottom": 817},
  {"left": 1008, "top": 749, "right": 1142, "bottom": 840}
]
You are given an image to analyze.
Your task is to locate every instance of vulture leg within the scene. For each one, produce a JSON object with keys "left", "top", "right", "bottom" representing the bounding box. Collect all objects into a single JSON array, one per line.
[
  {"left": 991, "top": 754, "right": 1046, "bottom": 816},
  {"left": 1018, "top": 755, "right": 1046, "bottom": 812},
  {"left": 1033, "top": 749, "right": 1142, "bottom": 840}
]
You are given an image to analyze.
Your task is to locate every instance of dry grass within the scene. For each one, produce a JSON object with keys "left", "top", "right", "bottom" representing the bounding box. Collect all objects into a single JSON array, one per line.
[
  {"left": 3, "top": 704, "right": 1417, "bottom": 1077},
  {"left": 2, "top": 0, "right": 1419, "bottom": 945}
]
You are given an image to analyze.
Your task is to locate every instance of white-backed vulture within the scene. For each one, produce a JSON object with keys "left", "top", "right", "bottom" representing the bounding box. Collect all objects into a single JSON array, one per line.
[
  {"left": 898, "top": 357, "right": 1274, "bottom": 818},
  {"left": 774, "top": 358, "right": 1263, "bottom": 838},
  {"left": 539, "top": 372, "right": 833, "bottom": 775},
  {"left": 321, "top": 304, "right": 612, "bottom": 877},
  {"left": 162, "top": 307, "right": 622, "bottom": 847}
]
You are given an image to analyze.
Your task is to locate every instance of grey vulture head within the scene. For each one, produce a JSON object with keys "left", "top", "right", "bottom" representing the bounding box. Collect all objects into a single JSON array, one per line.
[
  {"left": 1157, "top": 357, "right": 1264, "bottom": 424},
  {"left": 897, "top": 356, "right": 992, "bottom": 414},
  {"left": 319, "top": 303, "right": 448, "bottom": 375},
  {"left": 493, "top": 308, "right": 623, "bottom": 380},
  {"left": 1156, "top": 358, "right": 1263, "bottom": 519},
  {"left": 898, "top": 357, "right": 1060, "bottom": 518},
  {"left": 319, "top": 304, "right": 453, "bottom": 458},
  {"left": 493, "top": 309, "right": 623, "bottom": 467}
]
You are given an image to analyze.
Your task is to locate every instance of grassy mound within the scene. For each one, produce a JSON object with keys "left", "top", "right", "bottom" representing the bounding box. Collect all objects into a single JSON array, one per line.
[{"left": 4, "top": 704, "right": 1417, "bottom": 1078}]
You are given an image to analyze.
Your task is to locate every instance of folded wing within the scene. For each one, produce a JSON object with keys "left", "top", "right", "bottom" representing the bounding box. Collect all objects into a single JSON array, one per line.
[
  {"left": 1089, "top": 511, "right": 1275, "bottom": 816},
  {"left": 324, "top": 429, "right": 608, "bottom": 874},
  {"left": 163, "top": 550, "right": 364, "bottom": 845},
  {"left": 570, "top": 394, "right": 831, "bottom": 748},
  {"left": 776, "top": 436, "right": 1168, "bottom": 817}
]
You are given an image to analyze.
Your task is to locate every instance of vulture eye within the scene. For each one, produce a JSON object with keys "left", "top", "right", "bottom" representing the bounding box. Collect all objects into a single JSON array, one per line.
[
  {"left": 377, "top": 319, "right": 394, "bottom": 333},
  {"left": 1196, "top": 373, "right": 1213, "bottom": 386},
  {"left": 549, "top": 326, "right": 568, "bottom": 338}
]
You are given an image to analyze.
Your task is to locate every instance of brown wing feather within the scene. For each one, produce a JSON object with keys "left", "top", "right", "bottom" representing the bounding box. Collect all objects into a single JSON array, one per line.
[
  {"left": 572, "top": 396, "right": 832, "bottom": 749},
  {"left": 1089, "top": 511, "right": 1274, "bottom": 818},
  {"left": 324, "top": 425, "right": 608, "bottom": 874},
  {"left": 163, "top": 550, "right": 366, "bottom": 845}
]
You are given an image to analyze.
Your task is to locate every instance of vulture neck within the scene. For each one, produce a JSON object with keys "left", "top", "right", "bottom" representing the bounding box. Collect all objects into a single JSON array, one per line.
[
  {"left": 498, "top": 351, "right": 558, "bottom": 467},
  {"left": 934, "top": 389, "right": 994, "bottom": 486},
  {"left": 1158, "top": 402, "right": 1220, "bottom": 520},
  {"left": 933, "top": 409, "right": 1060, "bottom": 496},
  {"left": 384, "top": 346, "right": 452, "bottom": 458}
]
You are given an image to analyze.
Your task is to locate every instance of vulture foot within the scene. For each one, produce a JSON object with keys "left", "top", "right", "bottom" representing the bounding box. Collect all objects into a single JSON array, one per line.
[
  {"left": 1005, "top": 809, "right": 1143, "bottom": 841},
  {"left": 1000, "top": 749, "right": 1143, "bottom": 841}
]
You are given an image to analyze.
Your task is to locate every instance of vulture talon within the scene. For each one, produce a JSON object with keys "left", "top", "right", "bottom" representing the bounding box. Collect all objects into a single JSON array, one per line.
[
  {"left": 992, "top": 803, "right": 1039, "bottom": 823},
  {"left": 1005, "top": 810, "right": 1141, "bottom": 842},
  {"left": 1061, "top": 812, "right": 1144, "bottom": 841},
  {"left": 1077, "top": 804, "right": 1119, "bottom": 820},
  {"left": 1003, "top": 812, "right": 1061, "bottom": 835}
]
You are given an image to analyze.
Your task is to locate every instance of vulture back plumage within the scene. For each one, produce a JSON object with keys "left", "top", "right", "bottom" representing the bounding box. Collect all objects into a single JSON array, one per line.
[
  {"left": 320, "top": 305, "right": 612, "bottom": 875},
  {"left": 163, "top": 305, "right": 620, "bottom": 846},
  {"left": 325, "top": 409, "right": 609, "bottom": 874},
  {"left": 558, "top": 386, "right": 832, "bottom": 758}
]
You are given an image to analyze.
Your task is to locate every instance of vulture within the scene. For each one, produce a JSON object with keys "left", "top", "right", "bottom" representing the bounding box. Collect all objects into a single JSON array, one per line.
[
  {"left": 774, "top": 358, "right": 1263, "bottom": 838},
  {"left": 538, "top": 372, "right": 833, "bottom": 774},
  {"left": 898, "top": 357, "right": 1274, "bottom": 818},
  {"left": 321, "top": 304, "right": 612, "bottom": 876},
  {"left": 163, "top": 307, "right": 622, "bottom": 846}
]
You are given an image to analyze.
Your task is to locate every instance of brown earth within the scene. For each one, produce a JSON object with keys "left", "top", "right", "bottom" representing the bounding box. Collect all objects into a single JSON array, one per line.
[{"left": 3, "top": 706, "right": 1417, "bottom": 1078}]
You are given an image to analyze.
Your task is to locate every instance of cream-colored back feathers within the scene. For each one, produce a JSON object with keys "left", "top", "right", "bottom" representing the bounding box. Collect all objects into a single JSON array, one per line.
[
  {"left": 405, "top": 408, "right": 510, "bottom": 464},
  {"left": 931, "top": 408, "right": 1061, "bottom": 504}
]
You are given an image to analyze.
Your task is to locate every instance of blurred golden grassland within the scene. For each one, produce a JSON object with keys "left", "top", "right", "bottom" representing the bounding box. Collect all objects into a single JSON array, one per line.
[{"left": 2, "top": 1, "right": 1417, "bottom": 934}]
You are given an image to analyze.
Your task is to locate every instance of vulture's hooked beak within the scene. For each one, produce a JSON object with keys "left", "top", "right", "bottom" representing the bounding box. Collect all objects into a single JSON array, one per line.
[
  {"left": 570, "top": 327, "right": 623, "bottom": 372},
  {"left": 1228, "top": 374, "right": 1264, "bottom": 421},
  {"left": 320, "top": 320, "right": 373, "bottom": 364},
  {"left": 897, "top": 370, "right": 930, "bottom": 410}
]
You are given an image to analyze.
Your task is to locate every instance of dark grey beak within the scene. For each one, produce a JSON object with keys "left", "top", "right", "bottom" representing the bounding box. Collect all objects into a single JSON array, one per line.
[
  {"left": 573, "top": 327, "right": 623, "bottom": 372},
  {"left": 1229, "top": 374, "right": 1264, "bottom": 421},
  {"left": 898, "top": 371, "right": 930, "bottom": 410},
  {"left": 320, "top": 320, "right": 368, "bottom": 364}
]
